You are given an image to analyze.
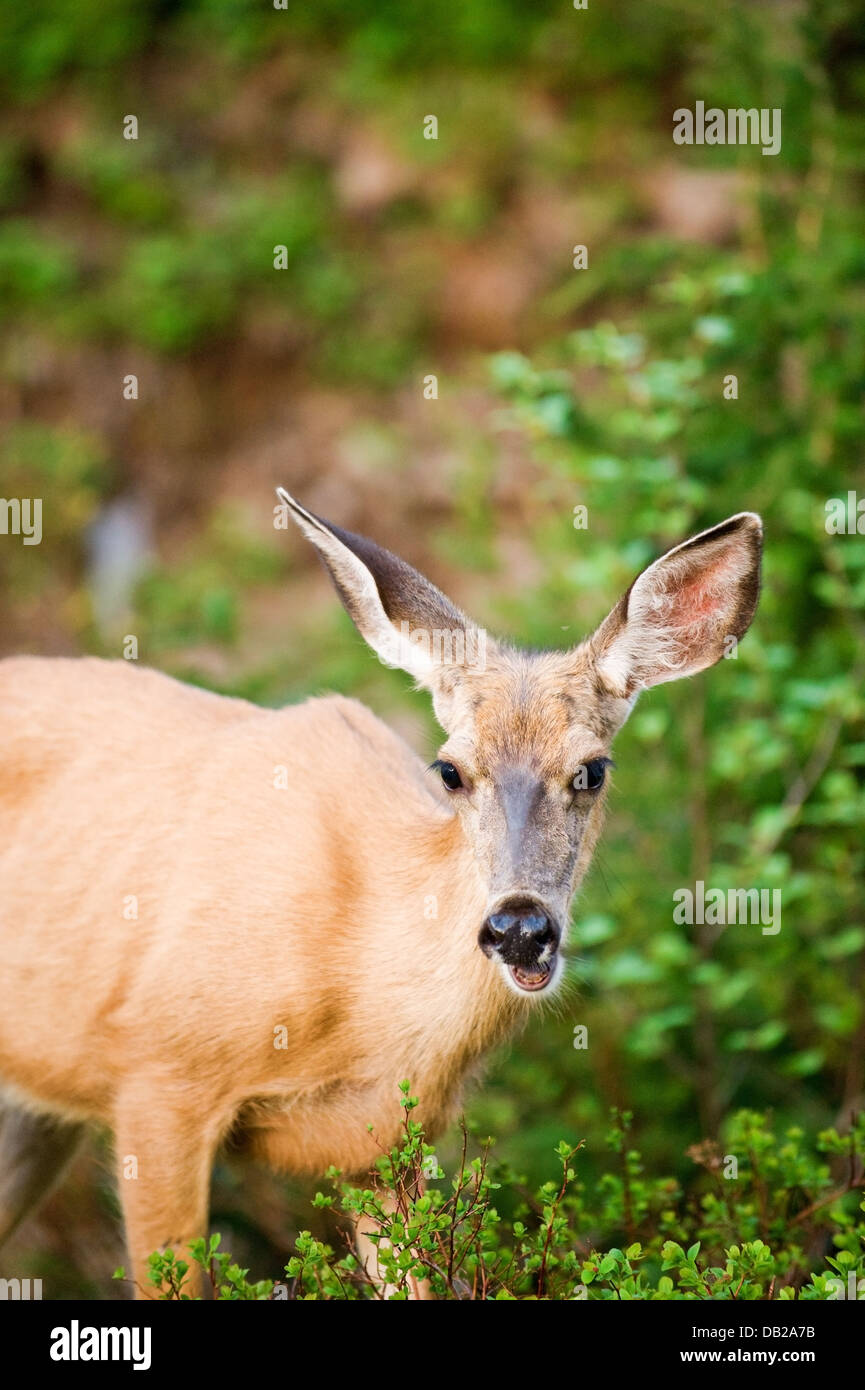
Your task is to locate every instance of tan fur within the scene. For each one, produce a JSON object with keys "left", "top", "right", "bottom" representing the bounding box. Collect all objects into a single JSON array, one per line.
[{"left": 0, "top": 507, "right": 762, "bottom": 1297}]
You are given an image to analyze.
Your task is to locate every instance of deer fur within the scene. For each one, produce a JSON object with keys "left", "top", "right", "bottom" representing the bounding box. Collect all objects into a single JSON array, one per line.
[{"left": 0, "top": 499, "right": 762, "bottom": 1296}]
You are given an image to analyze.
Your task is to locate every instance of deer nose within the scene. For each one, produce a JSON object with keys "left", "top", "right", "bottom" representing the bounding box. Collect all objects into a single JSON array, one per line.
[
  {"left": 487, "top": 910, "right": 549, "bottom": 940},
  {"left": 479, "top": 903, "right": 558, "bottom": 956}
]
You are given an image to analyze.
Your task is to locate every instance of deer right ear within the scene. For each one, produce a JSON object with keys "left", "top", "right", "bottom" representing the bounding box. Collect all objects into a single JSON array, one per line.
[
  {"left": 277, "top": 489, "right": 488, "bottom": 688},
  {"left": 588, "top": 512, "right": 763, "bottom": 700}
]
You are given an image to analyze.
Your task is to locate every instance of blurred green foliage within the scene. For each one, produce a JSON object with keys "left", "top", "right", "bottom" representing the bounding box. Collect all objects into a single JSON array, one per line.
[{"left": 1, "top": 0, "right": 864, "bottom": 1297}]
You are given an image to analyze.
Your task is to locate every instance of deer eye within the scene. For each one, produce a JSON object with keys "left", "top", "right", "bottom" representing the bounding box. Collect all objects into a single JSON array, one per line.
[
  {"left": 434, "top": 760, "right": 464, "bottom": 791},
  {"left": 573, "top": 759, "right": 609, "bottom": 793}
]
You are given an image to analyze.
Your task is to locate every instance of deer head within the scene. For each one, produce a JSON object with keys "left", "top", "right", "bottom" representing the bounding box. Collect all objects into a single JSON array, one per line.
[{"left": 279, "top": 491, "right": 762, "bottom": 999}]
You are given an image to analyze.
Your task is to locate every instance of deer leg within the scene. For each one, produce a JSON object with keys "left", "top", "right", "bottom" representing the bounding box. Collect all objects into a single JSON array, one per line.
[
  {"left": 354, "top": 1188, "right": 433, "bottom": 1300},
  {"left": 114, "top": 1085, "right": 221, "bottom": 1300},
  {"left": 0, "top": 1100, "right": 85, "bottom": 1250}
]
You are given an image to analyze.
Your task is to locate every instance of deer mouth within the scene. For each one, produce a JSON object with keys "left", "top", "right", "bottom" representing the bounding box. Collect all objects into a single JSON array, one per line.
[{"left": 508, "top": 960, "right": 554, "bottom": 992}]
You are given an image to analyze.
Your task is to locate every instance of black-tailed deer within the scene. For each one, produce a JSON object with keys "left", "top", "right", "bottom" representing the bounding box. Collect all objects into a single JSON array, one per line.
[{"left": 0, "top": 497, "right": 761, "bottom": 1296}]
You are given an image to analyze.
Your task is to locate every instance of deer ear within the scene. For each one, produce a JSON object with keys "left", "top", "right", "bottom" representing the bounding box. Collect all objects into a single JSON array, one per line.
[
  {"left": 277, "top": 489, "right": 488, "bottom": 686},
  {"left": 588, "top": 513, "right": 763, "bottom": 699}
]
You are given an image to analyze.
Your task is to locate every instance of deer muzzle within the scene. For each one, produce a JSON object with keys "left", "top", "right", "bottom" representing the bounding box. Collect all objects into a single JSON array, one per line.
[{"left": 478, "top": 897, "right": 561, "bottom": 992}]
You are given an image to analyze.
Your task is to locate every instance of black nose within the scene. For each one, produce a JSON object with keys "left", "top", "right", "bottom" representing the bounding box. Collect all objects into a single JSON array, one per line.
[
  {"left": 487, "top": 910, "right": 550, "bottom": 940},
  {"left": 478, "top": 902, "right": 558, "bottom": 960}
]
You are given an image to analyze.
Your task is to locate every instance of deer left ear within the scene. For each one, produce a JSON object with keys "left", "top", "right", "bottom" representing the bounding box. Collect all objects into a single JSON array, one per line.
[
  {"left": 276, "top": 489, "right": 490, "bottom": 694},
  {"left": 589, "top": 512, "right": 763, "bottom": 699}
]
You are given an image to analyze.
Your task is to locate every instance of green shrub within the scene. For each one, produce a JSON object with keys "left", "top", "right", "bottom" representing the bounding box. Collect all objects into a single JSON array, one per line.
[{"left": 122, "top": 1088, "right": 865, "bottom": 1300}]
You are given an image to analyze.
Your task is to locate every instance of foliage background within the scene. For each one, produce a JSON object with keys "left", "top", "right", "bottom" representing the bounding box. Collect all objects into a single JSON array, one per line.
[{"left": 1, "top": 0, "right": 863, "bottom": 1297}]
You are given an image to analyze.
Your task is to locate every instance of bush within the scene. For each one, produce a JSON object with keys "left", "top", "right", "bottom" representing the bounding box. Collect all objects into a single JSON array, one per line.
[{"left": 123, "top": 1087, "right": 865, "bottom": 1300}]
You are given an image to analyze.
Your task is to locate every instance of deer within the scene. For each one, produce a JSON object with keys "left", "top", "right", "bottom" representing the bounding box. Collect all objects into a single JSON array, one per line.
[{"left": 0, "top": 495, "right": 762, "bottom": 1298}]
